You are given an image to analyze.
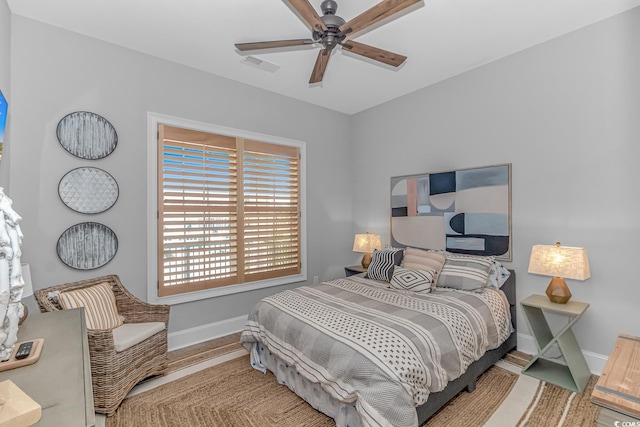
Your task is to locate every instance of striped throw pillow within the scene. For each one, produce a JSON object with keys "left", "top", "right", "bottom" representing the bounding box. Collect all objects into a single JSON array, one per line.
[
  {"left": 390, "top": 267, "right": 435, "bottom": 294},
  {"left": 401, "top": 247, "right": 446, "bottom": 288},
  {"left": 436, "top": 253, "right": 494, "bottom": 291},
  {"left": 58, "top": 282, "right": 123, "bottom": 330},
  {"left": 366, "top": 248, "right": 404, "bottom": 282}
]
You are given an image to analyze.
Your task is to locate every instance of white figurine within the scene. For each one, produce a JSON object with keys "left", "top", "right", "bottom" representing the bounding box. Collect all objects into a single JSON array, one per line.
[{"left": 0, "top": 188, "right": 24, "bottom": 362}]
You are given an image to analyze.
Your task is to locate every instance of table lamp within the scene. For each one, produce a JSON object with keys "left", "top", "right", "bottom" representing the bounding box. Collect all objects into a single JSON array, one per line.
[
  {"left": 528, "top": 242, "right": 590, "bottom": 304},
  {"left": 353, "top": 233, "right": 382, "bottom": 268}
]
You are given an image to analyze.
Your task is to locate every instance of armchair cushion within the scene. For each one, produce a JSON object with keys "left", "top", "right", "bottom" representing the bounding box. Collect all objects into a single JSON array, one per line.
[
  {"left": 58, "top": 282, "right": 123, "bottom": 330},
  {"left": 112, "top": 322, "right": 166, "bottom": 353}
]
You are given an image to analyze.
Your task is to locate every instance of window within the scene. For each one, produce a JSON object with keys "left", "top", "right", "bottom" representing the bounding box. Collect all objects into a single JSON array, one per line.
[{"left": 147, "top": 114, "right": 305, "bottom": 303}]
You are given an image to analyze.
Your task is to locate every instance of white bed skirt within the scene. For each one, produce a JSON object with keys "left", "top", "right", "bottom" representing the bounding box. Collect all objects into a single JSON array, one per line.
[{"left": 249, "top": 341, "right": 363, "bottom": 427}]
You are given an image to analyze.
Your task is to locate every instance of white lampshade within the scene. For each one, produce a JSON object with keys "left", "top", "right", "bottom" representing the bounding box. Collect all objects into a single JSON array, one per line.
[
  {"left": 353, "top": 233, "right": 382, "bottom": 253},
  {"left": 21, "top": 263, "right": 33, "bottom": 298},
  {"left": 528, "top": 243, "right": 590, "bottom": 281}
]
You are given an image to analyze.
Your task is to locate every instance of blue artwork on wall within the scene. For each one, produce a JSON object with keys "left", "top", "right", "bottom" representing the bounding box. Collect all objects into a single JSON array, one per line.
[
  {"left": 0, "top": 89, "right": 7, "bottom": 144},
  {"left": 391, "top": 163, "right": 512, "bottom": 261}
]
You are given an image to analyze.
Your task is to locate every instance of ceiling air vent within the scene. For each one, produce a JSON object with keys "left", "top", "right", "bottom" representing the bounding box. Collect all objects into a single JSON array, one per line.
[{"left": 241, "top": 56, "right": 280, "bottom": 73}]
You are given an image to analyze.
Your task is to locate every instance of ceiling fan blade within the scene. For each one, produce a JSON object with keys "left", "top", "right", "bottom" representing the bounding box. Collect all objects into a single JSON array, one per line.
[
  {"left": 309, "top": 49, "right": 331, "bottom": 84},
  {"left": 235, "top": 39, "right": 315, "bottom": 52},
  {"left": 283, "top": 0, "right": 328, "bottom": 32},
  {"left": 339, "top": 0, "right": 422, "bottom": 37},
  {"left": 341, "top": 40, "right": 406, "bottom": 67}
]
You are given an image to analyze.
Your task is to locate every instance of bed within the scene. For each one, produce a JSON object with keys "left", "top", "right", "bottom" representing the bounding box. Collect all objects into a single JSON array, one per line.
[{"left": 241, "top": 251, "right": 516, "bottom": 427}]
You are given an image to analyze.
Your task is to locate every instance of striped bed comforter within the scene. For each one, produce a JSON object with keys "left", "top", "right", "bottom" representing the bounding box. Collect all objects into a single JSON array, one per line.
[{"left": 241, "top": 275, "right": 512, "bottom": 427}]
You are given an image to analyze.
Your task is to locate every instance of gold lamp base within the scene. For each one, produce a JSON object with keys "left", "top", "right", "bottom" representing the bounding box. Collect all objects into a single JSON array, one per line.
[
  {"left": 361, "top": 253, "right": 372, "bottom": 269},
  {"left": 546, "top": 277, "right": 572, "bottom": 304}
]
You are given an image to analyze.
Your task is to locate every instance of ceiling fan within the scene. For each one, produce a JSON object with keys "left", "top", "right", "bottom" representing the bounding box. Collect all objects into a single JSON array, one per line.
[{"left": 235, "top": 0, "right": 422, "bottom": 84}]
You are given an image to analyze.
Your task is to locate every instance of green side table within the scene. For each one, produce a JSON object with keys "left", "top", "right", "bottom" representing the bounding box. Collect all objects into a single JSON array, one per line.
[{"left": 520, "top": 294, "right": 591, "bottom": 393}]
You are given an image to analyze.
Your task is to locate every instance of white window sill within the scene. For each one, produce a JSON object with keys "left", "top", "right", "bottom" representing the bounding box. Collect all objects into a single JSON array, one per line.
[{"left": 147, "top": 273, "right": 307, "bottom": 305}]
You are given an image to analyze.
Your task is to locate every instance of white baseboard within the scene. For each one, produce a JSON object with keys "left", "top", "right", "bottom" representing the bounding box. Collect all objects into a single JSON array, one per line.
[
  {"left": 517, "top": 332, "right": 608, "bottom": 376},
  {"left": 167, "top": 315, "right": 248, "bottom": 352}
]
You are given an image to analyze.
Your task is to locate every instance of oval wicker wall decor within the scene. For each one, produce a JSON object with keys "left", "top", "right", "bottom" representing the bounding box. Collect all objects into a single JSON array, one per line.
[
  {"left": 56, "top": 111, "right": 118, "bottom": 159},
  {"left": 59, "top": 167, "right": 119, "bottom": 214},
  {"left": 57, "top": 222, "right": 118, "bottom": 270}
]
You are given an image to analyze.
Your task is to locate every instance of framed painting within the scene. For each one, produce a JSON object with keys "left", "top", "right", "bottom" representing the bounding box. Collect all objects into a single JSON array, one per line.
[
  {"left": 0, "top": 89, "right": 7, "bottom": 159},
  {"left": 391, "top": 163, "right": 512, "bottom": 261}
]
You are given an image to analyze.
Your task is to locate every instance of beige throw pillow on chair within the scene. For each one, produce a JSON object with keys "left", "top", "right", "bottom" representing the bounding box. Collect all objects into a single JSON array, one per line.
[{"left": 58, "top": 282, "right": 123, "bottom": 330}]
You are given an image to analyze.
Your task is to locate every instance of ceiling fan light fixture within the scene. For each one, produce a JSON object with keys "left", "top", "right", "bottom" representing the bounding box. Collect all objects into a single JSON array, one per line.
[{"left": 235, "top": 0, "right": 421, "bottom": 83}]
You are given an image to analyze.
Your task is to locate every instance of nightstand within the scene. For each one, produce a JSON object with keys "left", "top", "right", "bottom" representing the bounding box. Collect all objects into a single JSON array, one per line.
[
  {"left": 345, "top": 265, "right": 367, "bottom": 277},
  {"left": 520, "top": 294, "right": 591, "bottom": 393}
]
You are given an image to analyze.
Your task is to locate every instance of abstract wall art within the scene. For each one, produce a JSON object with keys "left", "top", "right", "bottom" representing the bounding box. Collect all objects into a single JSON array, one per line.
[
  {"left": 0, "top": 89, "right": 7, "bottom": 160},
  {"left": 391, "top": 163, "right": 512, "bottom": 261}
]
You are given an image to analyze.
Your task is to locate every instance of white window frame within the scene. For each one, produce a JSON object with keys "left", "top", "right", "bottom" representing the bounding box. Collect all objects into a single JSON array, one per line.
[{"left": 147, "top": 112, "right": 307, "bottom": 305}]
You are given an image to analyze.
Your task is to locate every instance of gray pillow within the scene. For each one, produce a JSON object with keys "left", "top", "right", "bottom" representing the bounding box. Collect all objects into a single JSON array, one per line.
[{"left": 436, "top": 253, "right": 494, "bottom": 290}]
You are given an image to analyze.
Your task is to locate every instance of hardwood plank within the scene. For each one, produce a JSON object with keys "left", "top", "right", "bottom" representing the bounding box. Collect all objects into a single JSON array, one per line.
[{"left": 591, "top": 334, "right": 640, "bottom": 418}]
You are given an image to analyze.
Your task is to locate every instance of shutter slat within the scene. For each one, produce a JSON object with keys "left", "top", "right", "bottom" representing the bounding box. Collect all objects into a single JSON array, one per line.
[{"left": 158, "top": 124, "right": 301, "bottom": 295}]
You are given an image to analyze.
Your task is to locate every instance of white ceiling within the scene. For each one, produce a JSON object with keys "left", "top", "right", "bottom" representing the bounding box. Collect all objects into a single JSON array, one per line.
[{"left": 7, "top": 0, "right": 640, "bottom": 115}]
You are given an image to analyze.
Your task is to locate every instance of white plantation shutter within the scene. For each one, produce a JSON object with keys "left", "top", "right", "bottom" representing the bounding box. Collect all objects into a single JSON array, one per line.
[
  {"left": 243, "top": 140, "right": 300, "bottom": 281},
  {"left": 158, "top": 125, "right": 300, "bottom": 296}
]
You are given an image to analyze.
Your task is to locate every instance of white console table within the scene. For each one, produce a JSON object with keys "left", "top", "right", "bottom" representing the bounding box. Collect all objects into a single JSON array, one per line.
[{"left": 0, "top": 308, "right": 95, "bottom": 426}]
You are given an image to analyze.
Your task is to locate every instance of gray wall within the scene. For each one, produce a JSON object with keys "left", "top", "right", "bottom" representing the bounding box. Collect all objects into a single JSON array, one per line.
[
  {"left": 0, "top": 0, "right": 9, "bottom": 101},
  {"left": 7, "top": 6, "right": 640, "bottom": 357},
  {"left": 0, "top": 0, "right": 10, "bottom": 188},
  {"left": 9, "top": 16, "right": 354, "bottom": 333},
  {"left": 351, "top": 7, "right": 640, "bottom": 357}
]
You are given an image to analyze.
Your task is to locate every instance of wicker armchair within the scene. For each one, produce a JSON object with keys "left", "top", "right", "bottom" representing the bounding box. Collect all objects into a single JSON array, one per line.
[{"left": 35, "top": 275, "right": 170, "bottom": 416}]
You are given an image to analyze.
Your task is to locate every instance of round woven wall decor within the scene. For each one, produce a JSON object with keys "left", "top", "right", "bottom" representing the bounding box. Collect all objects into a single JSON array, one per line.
[
  {"left": 56, "top": 111, "right": 117, "bottom": 159},
  {"left": 57, "top": 222, "right": 118, "bottom": 270},
  {"left": 59, "top": 167, "right": 119, "bottom": 214}
]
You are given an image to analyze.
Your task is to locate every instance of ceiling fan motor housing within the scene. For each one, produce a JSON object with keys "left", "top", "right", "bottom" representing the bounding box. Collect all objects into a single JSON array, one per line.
[
  {"left": 321, "top": 0, "right": 338, "bottom": 15},
  {"left": 316, "top": 0, "right": 346, "bottom": 49},
  {"left": 235, "top": 0, "right": 417, "bottom": 84}
]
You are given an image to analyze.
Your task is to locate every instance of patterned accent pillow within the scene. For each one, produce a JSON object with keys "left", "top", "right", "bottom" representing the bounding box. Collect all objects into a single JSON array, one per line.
[
  {"left": 390, "top": 267, "right": 435, "bottom": 294},
  {"left": 487, "top": 260, "right": 511, "bottom": 289},
  {"left": 436, "top": 253, "right": 494, "bottom": 291},
  {"left": 58, "top": 282, "right": 123, "bottom": 330},
  {"left": 366, "top": 248, "right": 404, "bottom": 282},
  {"left": 401, "top": 247, "right": 446, "bottom": 290}
]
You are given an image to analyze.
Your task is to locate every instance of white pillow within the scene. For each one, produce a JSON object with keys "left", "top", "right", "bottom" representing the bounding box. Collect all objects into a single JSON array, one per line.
[
  {"left": 390, "top": 266, "right": 435, "bottom": 294},
  {"left": 487, "top": 260, "right": 511, "bottom": 289}
]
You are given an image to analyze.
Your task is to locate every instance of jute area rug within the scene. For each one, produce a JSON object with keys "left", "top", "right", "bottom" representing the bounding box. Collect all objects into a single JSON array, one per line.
[{"left": 105, "top": 338, "right": 600, "bottom": 427}]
